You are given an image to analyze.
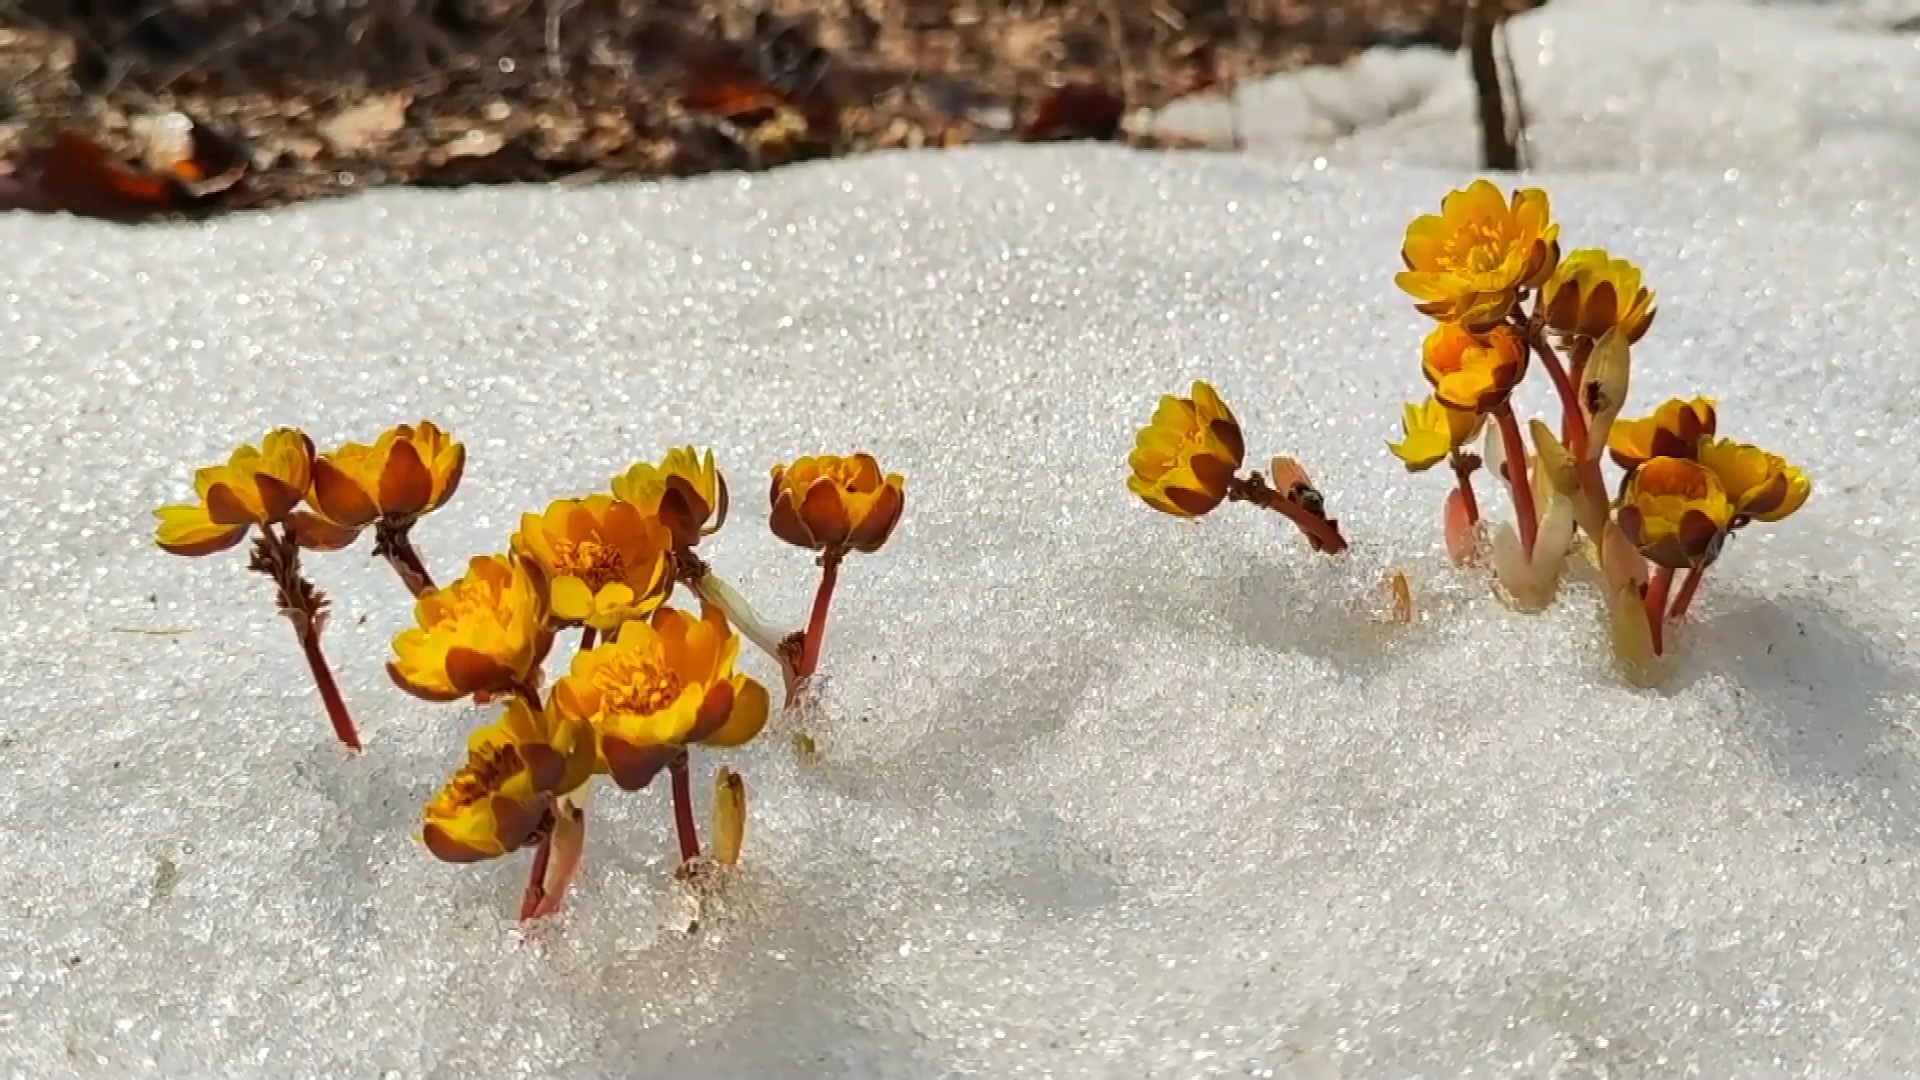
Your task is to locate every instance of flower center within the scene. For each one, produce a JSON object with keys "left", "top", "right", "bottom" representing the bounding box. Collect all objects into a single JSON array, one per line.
[
  {"left": 594, "top": 652, "right": 684, "bottom": 719},
  {"left": 432, "top": 576, "right": 505, "bottom": 631},
  {"left": 432, "top": 742, "right": 524, "bottom": 813},
  {"left": 1442, "top": 219, "right": 1513, "bottom": 275},
  {"left": 550, "top": 535, "right": 626, "bottom": 591}
]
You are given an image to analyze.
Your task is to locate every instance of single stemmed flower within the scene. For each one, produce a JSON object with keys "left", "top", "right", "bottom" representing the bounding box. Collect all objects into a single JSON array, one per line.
[
  {"left": 767, "top": 452, "right": 908, "bottom": 704},
  {"left": 510, "top": 495, "right": 675, "bottom": 636},
  {"left": 303, "top": 422, "right": 465, "bottom": 596},
  {"left": 550, "top": 606, "right": 769, "bottom": 867},
  {"left": 1128, "top": 380, "right": 1348, "bottom": 554},
  {"left": 153, "top": 428, "right": 363, "bottom": 751},
  {"left": 1388, "top": 396, "right": 1486, "bottom": 564},
  {"left": 388, "top": 552, "right": 555, "bottom": 703},
  {"left": 1396, "top": 179, "right": 1560, "bottom": 330}
]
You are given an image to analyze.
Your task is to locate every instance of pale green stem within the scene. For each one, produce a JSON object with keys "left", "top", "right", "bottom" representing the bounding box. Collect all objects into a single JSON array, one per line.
[{"left": 689, "top": 569, "right": 790, "bottom": 667}]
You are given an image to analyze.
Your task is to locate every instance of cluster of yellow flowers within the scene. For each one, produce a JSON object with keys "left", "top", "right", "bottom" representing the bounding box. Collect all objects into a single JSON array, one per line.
[
  {"left": 156, "top": 428, "right": 904, "bottom": 918},
  {"left": 1125, "top": 179, "right": 1810, "bottom": 683},
  {"left": 1386, "top": 179, "right": 1808, "bottom": 677}
]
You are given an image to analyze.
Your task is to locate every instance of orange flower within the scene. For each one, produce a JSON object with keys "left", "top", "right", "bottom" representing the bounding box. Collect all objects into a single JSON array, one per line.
[
  {"left": 309, "top": 421, "right": 465, "bottom": 533},
  {"left": 1396, "top": 180, "right": 1560, "bottom": 328},
  {"left": 388, "top": 553, "right": 556, "bottom": 702},
  {"left": 511, "top": 495, "right": 674, "bottom": 630},
  {"left": 1697, "top": 437, "right": 1812, "bottom": 524},
  {"left": 768, "top": 453, "right": 907, "bottom": 554},
  {"left": 1615, "top": 457, "right": 1735, "bottom": 569},
  {"left": 1421, "top": 322, "right": 1528, "bottom": 413},
  {"left": 1540, "top": 249, "right": 1657, "bottom": 344},
  {"left": 610, "top": 447, "right": 727, "bottom": 550},
  {"left": 153, "top": 428, "right": 313, "bottom": 556},
  {"left": 550, "top": 606, "right": 770, "bottom": 791},
  {"left": 1126, "top": 380, "right": 1245, "bottom": 517},
  {"left": 421, "top": 696, "right": 596, "bottom": 863},
  {"left": 1608, "top": 397, "right": 1717, "bottom": 473}
]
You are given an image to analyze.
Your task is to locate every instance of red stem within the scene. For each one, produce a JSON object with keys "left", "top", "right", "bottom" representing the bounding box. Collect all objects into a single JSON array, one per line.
[
  {"left": 376, "top": 522, "right": 437, "bottom": 597},
  {"left": 1670, "top": 567, "right": 1705, "bottom": 620},
  {"left": 1531, "top": 333, "right": 1584, "bottom": 455},
  {"left": 1450, "top": 455, "right": 1480, "bottom": 523},
  {"left": 1228, "top": 476, "right": 1349, "bottom": 554},
  {"left": 1493, "top": 404, "right": 1539, "bottom": 557},
  {"left": 1644, "top": 565, "right": 1676, "bottom": 656},
  {"left": 797, "top": 550, "right": 843, "bottom": 685},
  {"left": 670, "top": 753, "right": 700, "bottom": 864},
  {"left": 519, "top": 806, "right": 555, "bottom": 920},
  {"left": 579, "top": 625, "right": 597, "bottom": 652},
  {"left": 298, "top": 626, "right": 361, "bottom": 751}
]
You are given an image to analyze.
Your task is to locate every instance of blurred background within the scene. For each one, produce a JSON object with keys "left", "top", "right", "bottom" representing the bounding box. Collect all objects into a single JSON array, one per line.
[{"left": 0, "top": 0, "right": 1544, "bottom": 213}]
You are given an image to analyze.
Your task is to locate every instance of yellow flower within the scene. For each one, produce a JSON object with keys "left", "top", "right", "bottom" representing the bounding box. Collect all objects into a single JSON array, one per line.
[
  {"left": 388, "top": 553, "right": 556, "bottom": 702},
  {"left": 1396, "top": 180, "right": 1561, "bottom": 328},
  {"left": 1421, "top": 322, "right": 1528, "bottom": 413},
  {"left": 1698, "top": 437, "right": 1811, "bottom": 524},
  {"left": 308, "top": 421, "right": 465, "bottom": 533},
  {"left": 511, "top": 495, "right": 674, "bottom": 630},
  {"left": 1387, "top": 396, "right": 1485, "bottom": 472},
  {"left": 768, "top": 453, "right": 908, "bottom": 554},
  {"left": 153, "top": 428, "right": 313, "bottom": 557},
  {"left": 1607, "top": 397, "right": 1717, "bottom": 473},
  {"left": 1540, "top": 249, "right": 1657, "bottom": 344},
  {"left": 551, "top": 606, "right": 770, "bottom": 791},
  {"left": 421, "top": 696, "right": 596, "bottom": 863},
  {"left": 1126, "top": 381, "right": 1245, "bottom": 518},
  {"left": 610, "top": 447, "right": 727, "bottom": 550},
  {"left": 1616, "top": 457, "right": 1735, "bottom": 569}
]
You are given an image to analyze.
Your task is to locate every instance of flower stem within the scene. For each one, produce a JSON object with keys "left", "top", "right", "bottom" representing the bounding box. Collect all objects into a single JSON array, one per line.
[
  {"left": 579, "top": 625, "right": 597, "bottom": 652},
  {"left": 669, "top": 752, "right": 700, "bottom": 864},
  {"left": 796, "top": 550, "right": 843, "bottom": 689},
  {"left": 519, "top": 807, "right": 554, "bottom": 920},
  {"left": 1644, "top": 565, "right": 1676, "bottom": 656},
  {"left": 373, "top": 520, "right": 436, "bottom": 597},
  {"left": 685, "top": 561, "right": 789, "bottom": 669},
  {"left": 1226, "top": 475, "right": 1349, "bottom": 554},
  {"left": 1492, "top": 403, "right": 1539, "bottom": 558},
  {"left": 298, "top": 624, "right": 361, "bottom": 752},
  {"left": 521, "top": 790, "right": 589, "bottom": 921},
  {"left": 1669, "top": 567, "right": 1706, "bottom": 621},
  {"left": 1449, "top": 453, "right": 1481, "bottom": 524},
  {"left": 1532, "top": 332, "right": 1583, "bottom": 454}
]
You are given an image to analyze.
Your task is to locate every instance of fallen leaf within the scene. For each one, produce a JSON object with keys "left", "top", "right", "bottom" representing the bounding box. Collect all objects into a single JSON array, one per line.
[{"left": 319, "top": 94, "right": 410, "bottom": 156}]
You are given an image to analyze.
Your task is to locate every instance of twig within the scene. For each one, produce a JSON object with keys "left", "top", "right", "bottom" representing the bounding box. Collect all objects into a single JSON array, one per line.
[{"left": 1464, "top": 0, "right": 1519, "bottom": 170}]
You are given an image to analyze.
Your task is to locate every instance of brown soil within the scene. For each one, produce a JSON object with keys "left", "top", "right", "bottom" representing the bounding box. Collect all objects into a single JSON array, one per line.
[{"left": 0, "top": 0, "right": 1540, "bottom": 215}]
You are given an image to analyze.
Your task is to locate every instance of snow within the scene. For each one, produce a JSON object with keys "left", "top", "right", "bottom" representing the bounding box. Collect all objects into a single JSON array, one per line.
[
  {"left": 4, "top": 11, "right": 1920, "bottom": 1076},
  {"left": 1149, "top": 0, "right": 1920, "bottom": 196}
]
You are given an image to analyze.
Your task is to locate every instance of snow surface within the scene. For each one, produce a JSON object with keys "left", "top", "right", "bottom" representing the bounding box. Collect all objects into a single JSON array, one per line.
[
  {"left": 4, "top": 87, "right": 1920, "bottom": 1080},
  {"left": 1149, "top": 0, "right": 1920, "bottom": 193}
]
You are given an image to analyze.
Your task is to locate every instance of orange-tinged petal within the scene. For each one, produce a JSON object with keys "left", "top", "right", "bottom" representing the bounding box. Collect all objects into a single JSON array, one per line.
[
  {"left": 310, "top": 457, "right": 380, "bottom": 528},
  {"left": 379, "top": 437, "right": 434, "bottom": 517},
  {"left": 286, "top": 510, "right": 361, "bottom": 552},
  {"left": 686, "top": 679, "right": 736, "bottom": 743},
  {"left": 204, "top": 481, "right": 261, "bottom": 526},
  {"left": 154, "top": 503, "right": 249, "bottom": 556},
  {"left": 602, "top": 738, "right": 679, "bottom": 791},
  {"left": 704, "top": 676, "right": 770, "bottom": 748},
  {"left": 799, "top": 479, "right": 853, "bottom": 549},
  {"left": 848, "top": 478, "right": 906, "bottom": 552}
]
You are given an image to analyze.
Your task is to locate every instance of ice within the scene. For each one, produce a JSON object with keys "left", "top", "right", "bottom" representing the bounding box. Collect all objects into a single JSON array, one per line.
[
  {"left": 3, "top": 138, "right": 1920, "bottom": 1073},
  {"left": 1147, "top": 0, "right": 1920, "bottom": 195}
]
